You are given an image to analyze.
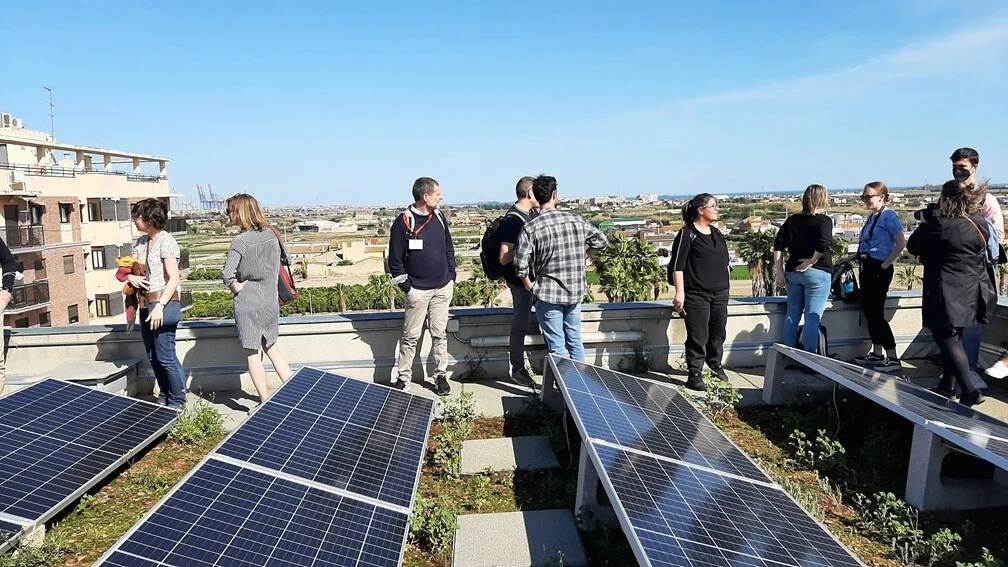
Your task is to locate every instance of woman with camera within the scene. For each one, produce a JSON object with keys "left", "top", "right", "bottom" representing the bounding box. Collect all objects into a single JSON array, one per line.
[
  {"left": 853, "top": 182, "right": 906, "bottom": 372},
  {"left": 668, "top": 193, "right": 731, "bottom": 391},
  {"left": 906, "top": 180, "right": 996, "bottom": 407},
  {"left": 773, "top": 184, "right": 834, "bottom": 353}
]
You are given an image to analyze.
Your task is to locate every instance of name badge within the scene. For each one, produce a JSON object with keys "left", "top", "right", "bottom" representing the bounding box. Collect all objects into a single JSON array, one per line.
[{"left": 408, "top": 238, "right": 424, "bottom": 250}]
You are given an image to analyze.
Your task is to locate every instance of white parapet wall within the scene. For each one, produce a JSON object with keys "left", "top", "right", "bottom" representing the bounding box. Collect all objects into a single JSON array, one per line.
[{"left": 2, "top": 292, "right": 963, "bottom": 395}]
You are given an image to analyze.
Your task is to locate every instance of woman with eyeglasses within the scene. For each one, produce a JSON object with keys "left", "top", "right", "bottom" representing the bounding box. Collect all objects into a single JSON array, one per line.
[
  {"left": 853, "top": 182, "right": 906, "bottom": 372},
  {"left": 667, "top": 193, "right": 731, "bottom": 391},
  {"left": 907, "top": 180, "right": 996, "bottom": 407},
  {"left": 223, "top": 194, "right": 293, "bottom": 404},
  {"left": 773, "top": 184, "right": 834, "bottom": 353}
]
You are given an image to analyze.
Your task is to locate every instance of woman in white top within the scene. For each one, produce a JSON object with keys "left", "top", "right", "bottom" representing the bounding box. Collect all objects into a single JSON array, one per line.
[{"left": 127, "top": 199, "right": 187, "bottom": 409}]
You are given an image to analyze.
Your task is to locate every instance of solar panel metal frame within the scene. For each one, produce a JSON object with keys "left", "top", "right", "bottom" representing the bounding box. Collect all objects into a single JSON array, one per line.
[
  {"left": 776, "top": 345, "right": 1008, "bottom": 471},
  {"left": 95, "top": 366, "right": 435, "bottom": 567},
  {"left": 545, "top": 354, "right": 867, "bottom": 567},
  {"left": 0, "top": 379, "right": 177, "bottom": 554},
  {"left": 0, "top": 516, "right": 24, "bottom": 555}
]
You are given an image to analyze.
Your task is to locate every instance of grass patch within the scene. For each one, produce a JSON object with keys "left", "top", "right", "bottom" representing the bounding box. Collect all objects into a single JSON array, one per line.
[{"left": 168, "top": 398, "right": 226, "bottom": 445}]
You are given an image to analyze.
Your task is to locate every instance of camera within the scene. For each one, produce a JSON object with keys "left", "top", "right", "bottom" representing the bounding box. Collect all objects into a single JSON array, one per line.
[{"left": 914, "top": 202, "right": 940, "bottom": 222}]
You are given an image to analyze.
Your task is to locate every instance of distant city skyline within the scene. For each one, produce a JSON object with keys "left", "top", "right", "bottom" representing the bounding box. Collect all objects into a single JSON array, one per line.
[{"left": 2, "top": 1, "right": 1007, "bottom": 207}]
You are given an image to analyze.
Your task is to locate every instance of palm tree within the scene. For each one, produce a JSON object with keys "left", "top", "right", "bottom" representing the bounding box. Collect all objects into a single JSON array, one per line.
[
  {"left": 896, "top": 265, "right": 921, "bottom": 291},
  {"left": 591, "top": 235, "right": 666, "bottom": 302},
  {"left": 736, "top": 230, "right": 776, "bottom": 297},
  {"left": 333, "top": 283, "right": 348, "bottom": 313},
  {"left": 367, "top": 274, "right": 396, "bottom": 311}
]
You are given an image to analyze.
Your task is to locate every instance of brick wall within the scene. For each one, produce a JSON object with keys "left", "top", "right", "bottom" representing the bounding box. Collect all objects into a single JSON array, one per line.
[{"left": 43, "top": 248, "right": 88, "bottom": 326}]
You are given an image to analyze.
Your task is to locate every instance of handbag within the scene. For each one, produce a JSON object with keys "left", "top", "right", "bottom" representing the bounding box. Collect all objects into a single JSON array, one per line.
[{"left": 268, "top": 226, "right": 299, "bottom": 306}]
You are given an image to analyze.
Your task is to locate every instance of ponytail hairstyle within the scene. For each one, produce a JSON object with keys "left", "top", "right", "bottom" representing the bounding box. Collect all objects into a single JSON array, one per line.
[{"left": 682, "top": 193, "right": 715, "bottom": 224}]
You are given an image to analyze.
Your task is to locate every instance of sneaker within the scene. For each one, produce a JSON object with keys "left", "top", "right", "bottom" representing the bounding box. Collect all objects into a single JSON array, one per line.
[
  {"left": 394, "top": 378, "right": 413, "bottom": 393},
  {"left": 874, "top": 357, "right": 903, "bottom": 373},
  {"left": 435, "top": 375, "right": 451, "bottom": 397},
  {"left": 960, "top": 390, "right": 985, "bottom": 407},
  {"left": 985, "top": 360, "right": 1008, "bottom": 379},
  {"left": 854, "top": 352, "right": 885, "bottom": 365},
  {"left": 509, "top": 368, "right": 537, "bottom": 392},
  {"left": 685, "top": 373, "right": 706, "bottom": 392}
]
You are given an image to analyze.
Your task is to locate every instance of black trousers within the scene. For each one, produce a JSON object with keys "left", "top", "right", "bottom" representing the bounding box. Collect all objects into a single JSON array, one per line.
[
  {"left": 932, "top": 326, "right": 978, "bottom": 395},
  {"left": 860, "top": 258, "right": 896, "bottom": 349},
  {"left": 683, "top": 287, "right": 729, "bottom": 376}
]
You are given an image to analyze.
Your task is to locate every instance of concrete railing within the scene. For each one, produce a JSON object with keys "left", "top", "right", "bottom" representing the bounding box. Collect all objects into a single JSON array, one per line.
[{"left": 5, "top": 291, "right": 1001, "bottom": 395}]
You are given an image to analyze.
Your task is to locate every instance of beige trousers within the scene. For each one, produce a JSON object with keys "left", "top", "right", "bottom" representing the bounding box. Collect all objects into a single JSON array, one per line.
[{"left": 396, "top": 280, "right": 454, "bottom": 381}]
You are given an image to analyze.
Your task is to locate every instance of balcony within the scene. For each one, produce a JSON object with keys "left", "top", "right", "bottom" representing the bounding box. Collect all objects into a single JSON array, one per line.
[
  {"left": 5, "top": 225, "right": 45, "bottom": 250},
  {"left": 6, "top": 280, "right": 50, "bottom": 314}
]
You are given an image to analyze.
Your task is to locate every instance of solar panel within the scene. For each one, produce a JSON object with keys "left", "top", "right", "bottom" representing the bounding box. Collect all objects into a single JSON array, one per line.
[
  {"left": 97, "top": 367, "right": 435, "bottom": 567},
  {"left": 0, "top": 379, "right": 177, "bottom": 529},
  {"left": 548, "top": 357, "right": 769, "bottom": 482},
  {"left": 216, "top": 367, "right": 433, "bottom": 508},
  {"left": 0, "top": 519, "right": 22, "bottom": 553},
  {"left": 778, "top": 346, "right": 1008, "bottom": 469},
  {"left": 593, "top": 442, "right": 863, "bottom": 567},
  {"left": 99, "top": 458, "right": 408, "bottom": 567}
]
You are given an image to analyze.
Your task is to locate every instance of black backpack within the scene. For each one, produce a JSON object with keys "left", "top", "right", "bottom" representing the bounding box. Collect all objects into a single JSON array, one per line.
[
  {"left": 797, "top": 324, "right": 830, "bottom": 357},
  {"left": 831, "top": 260, "right": 861, "bottom": 303},
  {"left": 479, "top": 210, "right": 525, "bottom": 280}
]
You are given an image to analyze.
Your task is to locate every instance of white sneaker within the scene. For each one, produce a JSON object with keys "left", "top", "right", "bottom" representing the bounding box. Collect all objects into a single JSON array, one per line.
[{"left": 985, "top": 360, "right": 1008, "bottom": 379}]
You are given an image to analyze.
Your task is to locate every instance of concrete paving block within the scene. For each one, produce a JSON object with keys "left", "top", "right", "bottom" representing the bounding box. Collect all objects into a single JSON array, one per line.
[
  {"left": 461, "top": 436, "right": 559, "bottom": 475},
  {"left": 453, "top": 509, "right": 587, "bottom": 567}
]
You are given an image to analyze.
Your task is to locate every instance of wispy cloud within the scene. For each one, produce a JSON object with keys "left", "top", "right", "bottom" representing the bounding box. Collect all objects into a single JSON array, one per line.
[{"left": 678, "top": 16, "right": 1008, "bottom": 108}]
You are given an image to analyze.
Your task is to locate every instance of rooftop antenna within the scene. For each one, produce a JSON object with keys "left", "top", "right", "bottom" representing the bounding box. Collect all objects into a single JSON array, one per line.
[{"left": 42, "top": 86, "right": 54, "bottom": 140}]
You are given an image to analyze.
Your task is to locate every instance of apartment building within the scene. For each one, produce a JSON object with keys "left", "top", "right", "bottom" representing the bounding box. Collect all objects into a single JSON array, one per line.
[{"left": 0, "top": 112, "right": 174, "bottom": 327}]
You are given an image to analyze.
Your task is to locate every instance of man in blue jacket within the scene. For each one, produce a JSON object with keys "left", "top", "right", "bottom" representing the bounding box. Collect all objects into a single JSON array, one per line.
[{"left": 388, "top": 177, "right": 456, "bottom": 396}]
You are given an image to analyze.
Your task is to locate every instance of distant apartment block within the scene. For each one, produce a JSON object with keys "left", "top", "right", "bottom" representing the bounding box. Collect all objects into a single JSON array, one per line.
[{"left": 0, "top": 112, "right": 175, "bottom": 327}]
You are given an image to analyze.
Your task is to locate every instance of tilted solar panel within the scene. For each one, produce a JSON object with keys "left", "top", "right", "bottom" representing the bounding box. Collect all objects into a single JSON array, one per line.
[
  {"left": 593, "top": 442, "right": 863, "bottom": 567},
  {"left": 779, "top": 346, "right": 1008, "bottom": 469},
  {"left": 0, "top": 519, "right": 22, "bottom": 553},
  {"left": 0, "top": 379, "right": 177, "bottom": 533},
  {"left": 101, "top": 458, "right": 408, "bottom": 567},
  {"left": 549, "top": 357, "right": 769, "bottom": 482}
]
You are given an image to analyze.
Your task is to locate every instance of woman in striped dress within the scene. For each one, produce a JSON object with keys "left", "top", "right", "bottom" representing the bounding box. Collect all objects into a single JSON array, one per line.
[{"left": 223, "top": 194, "right": 292, "bottom": 403}]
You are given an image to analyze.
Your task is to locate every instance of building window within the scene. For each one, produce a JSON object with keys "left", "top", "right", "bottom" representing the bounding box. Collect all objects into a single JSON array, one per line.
[
  {"left": 39, "top": 311, "right": 50, "bottom": 327},
  {"left": 34, "top": 258, "right": 46, "bottom": 280},
  {"left": 14, "top": 317, "right": 29, "bottom": 328},
  {"left": 87, "top": 199, "right": 101, "bottom": 221},
  {"left": 91, "top": 249, "right": 106, "bottom": 270},
  {"left": 63, "top": 254, "right": 74, "bottom": 274},
  {"left": 29, "top": 204, "right": 44, "bottom": 225},
  {"left": 95, "top": 295, "right": 110, "bottom": 318},
  {"left": 68, "top": 304, "right": 79, "bottom": 325},
  {"left": 59, "top": 203, "right": 73, "bottom": 223}
]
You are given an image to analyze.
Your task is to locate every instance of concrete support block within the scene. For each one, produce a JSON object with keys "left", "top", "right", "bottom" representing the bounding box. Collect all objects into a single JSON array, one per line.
[
  {"left": 574, "top": 445, "right": 618, "bottom": 530},
  {"left": 760, "top": 347, "right": 833, "bottom": 405},
  {"left": 906, "top": 425, "right": 1008, "bottom": 511},
  {"left": 540, "top": 363, "right": 564, "bottom": 414}
]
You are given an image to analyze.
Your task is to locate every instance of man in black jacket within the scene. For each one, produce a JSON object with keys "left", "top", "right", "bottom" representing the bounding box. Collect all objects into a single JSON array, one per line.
[
  {"left": 497, "top": 176, "right": 538, "bottom": 391},
  {"left": 388, "top": 177, "right": 456, "bottom": 396}
]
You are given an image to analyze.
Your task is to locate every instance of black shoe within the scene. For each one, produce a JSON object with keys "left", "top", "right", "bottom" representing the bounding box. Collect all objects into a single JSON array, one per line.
[
  {"left": 709, "top": 366, "right": 730, "bottom": 382},
  {"left": 685, "top": 373, "right": 706, "bottom": 392},
  {"left": 960, "top": 390, "right": 985, "bottom": 407},
  {"left": 509, "top": 368, "right": 537, "bottom": 392},
  {"left": 874, "top": 357, "right": 903, "bottom": 373},
  {"left": 435, "top": 375, "right": 451, "bottom": 397},
  {"left": 928, "top": 386, "right": 956, "bottom": 399}
]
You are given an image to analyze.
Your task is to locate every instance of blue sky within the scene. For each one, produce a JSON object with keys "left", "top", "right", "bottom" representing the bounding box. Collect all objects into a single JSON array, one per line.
[{"left": 2, "top": 1, "right": 1007, "bottom": 207}]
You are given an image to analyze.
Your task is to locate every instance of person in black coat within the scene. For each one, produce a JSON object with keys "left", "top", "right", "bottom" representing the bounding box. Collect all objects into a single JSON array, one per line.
[
  {"left": 668, "top": 193, "right": 731, "bottom": 391},
  {"left": 906, "top": 180, "right": 996, "bottom": 407},
  {"left": 0, "top": 237, "right": 16, "bottom": 393}
]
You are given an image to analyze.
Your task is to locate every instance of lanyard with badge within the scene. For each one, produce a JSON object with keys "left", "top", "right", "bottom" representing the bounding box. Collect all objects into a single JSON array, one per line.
[{"left": 407, "top": 212, "right": 435, "bottom": 251}]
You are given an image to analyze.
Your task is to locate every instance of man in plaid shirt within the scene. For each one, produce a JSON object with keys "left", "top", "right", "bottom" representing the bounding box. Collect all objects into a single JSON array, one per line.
[{"left": 514, "top": 175, "right": 609, "bottom": 361}]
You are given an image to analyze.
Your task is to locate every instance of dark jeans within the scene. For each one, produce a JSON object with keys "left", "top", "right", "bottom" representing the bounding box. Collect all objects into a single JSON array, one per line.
[
  {"left": 507, "top": 283, "right": 534, "bottom": 374},
  {"left": 932, "top": 327, "right": 978, "bottom": 396},
  {"left": 140, "top": 305, "right": 187, "bottom": 408},
  {"left": 683, "top": 287, "right": 729, "bottom": 376},
  {"left": 962, "top": 324, "right": 981, "bottom": 372},
  {"left": 860, "top": 258, "right": 896, "bottom": 349}
]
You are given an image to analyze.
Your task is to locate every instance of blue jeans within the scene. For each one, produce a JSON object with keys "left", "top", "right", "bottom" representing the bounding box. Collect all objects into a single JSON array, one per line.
[
  {"left": 535, "top": 300, "right": 585, "bottom": 362},
  {"left": 784, "top": 268, "right": 832, "bottom": 353},
  {"left": 140, "top": 305, "right": 187, "bottom": 408}
]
